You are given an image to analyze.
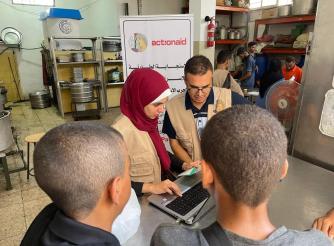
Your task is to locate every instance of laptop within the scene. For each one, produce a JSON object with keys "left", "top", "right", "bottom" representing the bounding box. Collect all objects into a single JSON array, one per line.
[{"left": 147, "top": 171, "right": 215, "bottom": 224}]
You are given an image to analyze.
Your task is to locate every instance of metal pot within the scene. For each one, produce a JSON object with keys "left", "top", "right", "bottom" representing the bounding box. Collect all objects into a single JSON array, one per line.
[
  {"left": 229, "top": 30, "right": 236, "bottom": 40},
  {"left": 292, "top": 0, "right": 317, "bottom": 15},
  {"left": 0, "top": 86, "right": 7, "bottom": 111},
  {"left": 70, "top": 82, "right": 93, "bottom": 103},
  {"left": 72, "top": 52, "right": 84, "bottom": 62},
  {"left": 0, "top": 111, "right": 14, "bottom": 152},
  {"left": 103, "top": 41, "right": 121, "bottom": 52},
  {"left": 278, "top": 5, "right": 291, "bottom": 16},
  {"left": 220, "top": 26, "right": 227, "bottom": 40},
  {"left": 234, "top": 30, "right": 241, "bottom": 39},
  {"left": 29, "top": 90, "right": 51, "bottom": 109}
]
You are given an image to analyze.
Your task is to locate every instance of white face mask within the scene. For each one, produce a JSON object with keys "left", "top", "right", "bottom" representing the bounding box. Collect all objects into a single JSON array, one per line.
[{"left": 112, "top": 188, "right": 141, "bottom": 244}]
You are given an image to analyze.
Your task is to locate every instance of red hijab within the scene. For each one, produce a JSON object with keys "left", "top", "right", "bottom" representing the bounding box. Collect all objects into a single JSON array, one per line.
[{"left": 120, "top": 68, "right": 171, "bottom": 171}]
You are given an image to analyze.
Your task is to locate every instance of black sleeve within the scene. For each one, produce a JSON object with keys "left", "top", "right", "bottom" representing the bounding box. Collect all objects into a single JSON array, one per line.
[
  {"left": 162, "top": 111, "right": 177, "bottom": 139},
  {"left": 131, "top": 181, "right": 144, "bottom": 197},
  {"left": 231, "top": 91, "right": 251, "bottom": 105},
  {"left": 168, "top": 151, "right": 183, "bottom": 173}
]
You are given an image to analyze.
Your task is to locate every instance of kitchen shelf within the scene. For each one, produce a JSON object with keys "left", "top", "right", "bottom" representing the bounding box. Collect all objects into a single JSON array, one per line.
[
  {"left": 254, "top": 15, "right": 316, "bottom": 40},
  {"left": 216, "top": 6, "right": 249, "bottom": 14},
  {"left": 215, "top": 39, "right": 247, "bottom": 45},
  {"left": 50, "top": 37, "right": 103, "bottom": 118},
  {"left": 59, "top": 80, "right": 102, "bottom": 89},
  {"left": 261, "top": 47, "right": 306, "bottom": 54},
  {"left": 255, "top": 15, "right": 316, "bottom": 25},
  {"left": 101, "top": 37, "right": 125, "bottom": 109},
  {"left": 57, "top": 61, "right": 100, "bottom": 65},
  {"left": 106, "top": 82, "right": 125, "bottom": 86},
  {"left": 104, "top": 60, "right": 123, "bottom": 64}
]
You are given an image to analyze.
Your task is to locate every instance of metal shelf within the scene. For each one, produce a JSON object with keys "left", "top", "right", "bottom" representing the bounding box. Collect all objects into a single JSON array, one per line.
[
  {"left": 261, "top": 47, "right": 306, "bottom": 54},
  {"left": 52, "top": 36, "right": 98, "bottom": 40},
  {"left": 106, "top": 82, "right": 125, "bottom": 86},
  {"left": 104, "top": 60, "right": 123, "bottom": 64},
  {"left": 215, "top": 39, "right": 247, "bottom": 45},
  {"left": 216, "top": 6, "right": 249, "bottom": 14},
  {"left": 56, "top": 61, "right": 100, "bottom": 65},
  {"left": 255, "top": 15, "right": 316, "bottom": 25},
  {"left": 254, "top": 15, "right": 316, "bottom": 40}
]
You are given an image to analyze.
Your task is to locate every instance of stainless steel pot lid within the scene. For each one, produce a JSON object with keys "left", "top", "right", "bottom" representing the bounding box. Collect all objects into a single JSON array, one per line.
[
  {"left": 1, "top": 27, "right": 22, "bottom": 46},
  {"left": 29, "top": 90, "right": 50, "bottom": 96}
]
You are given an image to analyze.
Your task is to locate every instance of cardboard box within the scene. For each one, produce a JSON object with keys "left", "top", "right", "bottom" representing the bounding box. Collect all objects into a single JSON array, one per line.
[
  {"left": 216, "top": 0, "right": 225, "bottom": 6},
  {"left": 262, "top": 7, "right": 278, "bottom": 19}
]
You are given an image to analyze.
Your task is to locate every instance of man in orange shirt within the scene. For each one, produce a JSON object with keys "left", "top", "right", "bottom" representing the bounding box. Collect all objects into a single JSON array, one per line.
[{"left": 282, "top": 56, "right": 303, "bottom": 83}]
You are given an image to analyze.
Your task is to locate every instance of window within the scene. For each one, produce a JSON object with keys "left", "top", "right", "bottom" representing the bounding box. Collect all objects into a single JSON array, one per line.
[
  {"left": 250, "top": 0, "right": 292, "bottom": 9},
  {"left": 12, "top": 0, "right": 54, "bottom": 6}
]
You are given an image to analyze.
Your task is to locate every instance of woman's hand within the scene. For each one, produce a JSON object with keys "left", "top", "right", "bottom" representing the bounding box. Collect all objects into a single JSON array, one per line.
[
  {"left": 143, "top": 180, "right": 182, "bottom": 196},
  {"left": 312, "top": 208, "right": 334, "bottom": 239},
  {"left": 182, "top": 160, "right": 201, "bottom": 171}
]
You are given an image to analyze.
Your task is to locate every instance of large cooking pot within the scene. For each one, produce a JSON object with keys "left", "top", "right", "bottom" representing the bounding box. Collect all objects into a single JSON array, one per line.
[
  {"left": 234, "top": 30, "right": 241, "bottom": 39},
  {"left": 29, "top": 90, "right": 51, "bottom": 109},
  {"left": 278, "top": 5, "right": 291, "bottom": 16},
  {"left": 103, "top": 41, "right": 121, "bottom": 52},
  {"left": 70, "top": 82, "right": 94, "bottom": 103},
  {"left": 0, "top": 86, "right": 7, "bottom": 111},
  {"left": 229, "top": 30, "right": 236, "bottom": 40},
  {"left": 0, "top": 111, "right": 14, "bottom": 152},
  {"left": 292, "top": 0, "right": 317, "bottom": 15},
  {"left": 72, "top": 52, "right": 84, "bottom": 62}
]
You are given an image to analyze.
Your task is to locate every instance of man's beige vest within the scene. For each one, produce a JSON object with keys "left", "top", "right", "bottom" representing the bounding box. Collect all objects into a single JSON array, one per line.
[
  {"left": 166, "top": 87, "right": 231, "bottom": 161},
  {"left": 113, "top": 114, "right": 161, "bottom": 183}
]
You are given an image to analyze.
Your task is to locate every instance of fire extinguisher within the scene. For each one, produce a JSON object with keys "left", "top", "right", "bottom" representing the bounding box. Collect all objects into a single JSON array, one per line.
[{"left": 206, "top": 16, "right": 215, "bottom": 47}]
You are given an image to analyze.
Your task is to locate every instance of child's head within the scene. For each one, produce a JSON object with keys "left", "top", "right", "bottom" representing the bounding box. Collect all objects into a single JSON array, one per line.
[
  {"left": 201, "top": 105, "right": 288, "bottom": 207},
  {"left": 34, "top": 122, "right": 131, "bottom": 220}
]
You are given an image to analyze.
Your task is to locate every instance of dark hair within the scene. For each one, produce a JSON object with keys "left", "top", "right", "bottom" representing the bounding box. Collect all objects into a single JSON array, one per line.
[
  {"left": 201, "top": 105, "right": 287, "bottom": 207},
  {"left": 285, "top": 56, "right": 296, "bottom": 63},
  {"left": 237, "top": 47, "right": 246, "bottom": 56},
  {"left": 184, "top": 55, "right": 213, "bottom": 78},
  {"left": 259, "top": 59, "right": 283, "bottom": 97},
  {"left": 248, "top": 41, "right": 257, "bottom": 47},
  {"left": 33, "top": 122, "right": 125, "bottom": 218},
  {"left": 217, "top": 50, "right": 232, "bottom": 65},
  {"left": 268, "top": 58, "right": 282, "bottom": 72}
]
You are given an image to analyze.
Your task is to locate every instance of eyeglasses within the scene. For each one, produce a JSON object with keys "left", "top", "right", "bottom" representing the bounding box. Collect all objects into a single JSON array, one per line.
[{"left": 187, "top": 84, "right": 212, "bottom": 94}]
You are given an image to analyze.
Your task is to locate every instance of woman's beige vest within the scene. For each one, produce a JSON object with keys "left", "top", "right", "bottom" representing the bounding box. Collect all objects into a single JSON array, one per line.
[{"left": 113, "top": 114, "right": 161, "bottom": 183}]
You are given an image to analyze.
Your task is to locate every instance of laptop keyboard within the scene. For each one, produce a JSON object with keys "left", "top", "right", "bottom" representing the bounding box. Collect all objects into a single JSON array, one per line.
[{"left": 166, "top": 183, "right": 209, "bottom": 216}]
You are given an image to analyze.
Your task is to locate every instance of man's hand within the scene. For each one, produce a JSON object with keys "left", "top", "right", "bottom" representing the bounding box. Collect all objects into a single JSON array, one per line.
[
  {"left": 312, "top": 208, "right": 334, "bottom": 239},
  {"left": 182, "top": 160, "right": 201, "bottom": 170},
  {"left": 143, "top": 180, "right": 182, "bottom": 196}
]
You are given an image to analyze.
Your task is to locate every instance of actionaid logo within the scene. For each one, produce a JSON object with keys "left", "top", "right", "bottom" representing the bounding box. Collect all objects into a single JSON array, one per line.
[
  {"left": 129, "top": 33, "right": 148, "bottom": 52},
  {"left": 152, "top": 38, "right": 187, "bottom": 46}
]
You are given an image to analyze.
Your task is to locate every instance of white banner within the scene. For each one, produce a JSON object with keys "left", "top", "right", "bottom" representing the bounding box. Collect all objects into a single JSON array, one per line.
[{"left": 120, "top": 15, "right": 193, "bottom": 150}]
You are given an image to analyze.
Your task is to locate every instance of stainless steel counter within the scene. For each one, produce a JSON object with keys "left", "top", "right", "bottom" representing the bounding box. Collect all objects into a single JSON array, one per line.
[{"left": 124, "top": 156, "right": 334, "bottom": 246}]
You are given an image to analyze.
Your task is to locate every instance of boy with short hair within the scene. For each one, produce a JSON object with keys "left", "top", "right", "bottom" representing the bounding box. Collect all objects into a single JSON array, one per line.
[
  {"left": 152, "top": 105, "right": 332, "bottom": 246},
  {"left": 21, "top": 122, "right": 131, "bottom": 245}
]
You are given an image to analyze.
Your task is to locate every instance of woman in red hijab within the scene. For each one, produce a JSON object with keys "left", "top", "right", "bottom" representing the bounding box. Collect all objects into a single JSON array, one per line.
[{"left": 113, "top": 68, "right": 183, "bottom": 196}]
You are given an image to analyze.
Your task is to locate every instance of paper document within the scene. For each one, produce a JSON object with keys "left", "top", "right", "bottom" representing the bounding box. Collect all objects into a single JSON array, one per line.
[{"left": 178, "top": 166, "right": 201, "bottom": 177}]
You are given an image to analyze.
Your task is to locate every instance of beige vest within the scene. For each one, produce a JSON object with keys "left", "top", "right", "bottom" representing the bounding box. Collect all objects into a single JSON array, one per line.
[
  {"left": 213, "top": 69, "right": 244, "bottom": 97},
  {"left": 112, "top": 114, "right": 161, "bottom": 183},
  {"left": 166, "top": 87, "right": 231, "bottom": 161}
]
